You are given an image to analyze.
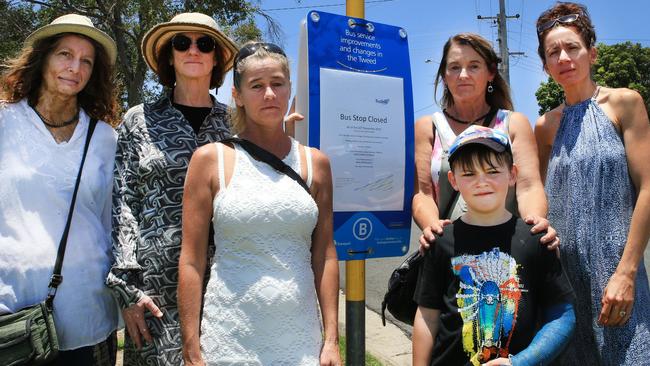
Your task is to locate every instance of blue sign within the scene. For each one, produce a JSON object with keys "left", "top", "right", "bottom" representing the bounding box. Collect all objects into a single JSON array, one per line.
[{"left": 302, "top": 11, "right": 414, "bottom": 260}]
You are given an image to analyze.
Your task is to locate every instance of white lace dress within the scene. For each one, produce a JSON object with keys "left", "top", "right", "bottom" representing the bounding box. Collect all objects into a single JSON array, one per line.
[{"left": 201, "top": 138, "right": 322, "bottom": 365}]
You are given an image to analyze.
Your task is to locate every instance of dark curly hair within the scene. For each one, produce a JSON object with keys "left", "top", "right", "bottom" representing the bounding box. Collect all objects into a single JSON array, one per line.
[
  {"left": 434, "top": 33, "right": 513, "bottom": 111},
  {"left": 536, "top": 2, "right": 596, "bottom": 65},
  {"left": 0, "top": 33, "right": 119, "bottom": 126},
  {"left": 155, "top": 36, "right": 226, "bottom": 90}
]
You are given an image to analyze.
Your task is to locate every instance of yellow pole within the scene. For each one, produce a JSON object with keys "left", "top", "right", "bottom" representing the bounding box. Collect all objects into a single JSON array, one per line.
[
  {"left": 345, "top": 259, "right": 365, "bottom": 301},
  {"left": 346, "top": 0, "right": 365, "bottom": 18},
  {"left": 345, "top": 3, "right": 365, "bottom": 364}
]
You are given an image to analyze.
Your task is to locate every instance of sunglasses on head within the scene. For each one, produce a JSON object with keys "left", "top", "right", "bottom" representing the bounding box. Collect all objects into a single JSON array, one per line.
[
  {"left": 233, "top": 42, "right": 287, "bottom": 87},
  {"left": 233, "top": 42, "right": 286, "bottom": 67},
  {"left": 537, "top": 13, "right": 580, "bottom": 34},
  {"left": 171, "top": 34, "right": 216, "bottom": 53}
]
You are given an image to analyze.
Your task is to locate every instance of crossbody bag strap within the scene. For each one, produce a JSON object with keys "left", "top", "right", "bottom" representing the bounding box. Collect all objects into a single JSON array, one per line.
[
  {"left": 441, "top": 189, "right": 459, "bottom": 220},
  {"left": 221, "top": 137, "right": 311, "bottom": 194},
  {"left": 46, "top": 118, "right": 98, "bottom": 307},
  {"left": 431, "top": 114, "right": 459, "bottom": 219}
]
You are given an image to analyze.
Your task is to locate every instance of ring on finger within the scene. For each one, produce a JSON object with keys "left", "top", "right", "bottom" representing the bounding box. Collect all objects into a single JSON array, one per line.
[{"left": 619, "top": 310, "right": 627, "bottom": 317}]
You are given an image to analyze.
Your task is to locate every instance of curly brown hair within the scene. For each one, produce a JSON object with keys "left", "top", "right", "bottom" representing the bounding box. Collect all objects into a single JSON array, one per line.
[
  {"left": 155, "top": 35, "right": 227, "bottom": 90},
  {"left": 0, "top": 33, "right": 119, "bottom": 126},
  {"left": 434, "top": 33, "right": 513, "bottom": 111},
  {"left": 536, "top": 2, "right": 596, "bottom": 65}
]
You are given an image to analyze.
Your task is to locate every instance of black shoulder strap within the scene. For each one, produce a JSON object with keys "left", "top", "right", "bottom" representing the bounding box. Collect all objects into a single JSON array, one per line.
[
  {"left": 432, "top": 120, "right": 459, "bottom": 220},
  {"left": 481, "top": 107, "right": 498, "bottom": 127},
  {"left": 46, "top": 118, "right": 98, "bottom": 307},
  {"left": 221, "top": 137, "right": 311, "bottom": 194},
  {"left": 441, "top": 190, "right": 459, "bottom": 220}
]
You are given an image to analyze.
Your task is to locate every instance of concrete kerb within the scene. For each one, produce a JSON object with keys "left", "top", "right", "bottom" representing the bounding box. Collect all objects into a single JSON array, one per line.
[{"left": 338, "top": 291, "right": 412, "bottom": 366}]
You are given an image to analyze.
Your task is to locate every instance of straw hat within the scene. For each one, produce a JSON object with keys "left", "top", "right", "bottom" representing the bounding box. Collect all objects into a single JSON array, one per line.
[
  {"left": 25, "top": 14, "right": 117, "bottom": 65},
  {"left": 141, "top": 12, "right": 238, "bottom": 75}
]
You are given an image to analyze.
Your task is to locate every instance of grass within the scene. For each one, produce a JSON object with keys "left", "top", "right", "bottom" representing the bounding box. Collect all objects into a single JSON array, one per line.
[
  {"left": 117, "top": 330, "right": 384, "bottom": 365},
  {"left": 339, "top": 336, "right": 384, "bottom": 366},
  {"left": 117, "top": 330, "right": 124, "bottom": 349}
]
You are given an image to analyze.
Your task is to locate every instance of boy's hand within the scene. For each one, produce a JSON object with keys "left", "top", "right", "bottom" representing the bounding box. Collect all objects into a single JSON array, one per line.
[
  {"left": 482, "top": 357, "right": 511, "bottom": 366},
  {"left": 524, "top": 215, "right": 560, "bottom": 250},
  {"left": 418, "top": 219, "right": 452, "bottom": 255}
]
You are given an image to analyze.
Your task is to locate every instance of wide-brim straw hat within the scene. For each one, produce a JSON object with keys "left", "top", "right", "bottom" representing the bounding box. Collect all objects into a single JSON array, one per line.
[
  {"left": 141, "top": 12, "right": 238, "bottom": 75},
  {"left": 25, "top": 14, "right": 117, "bottom": 65}
]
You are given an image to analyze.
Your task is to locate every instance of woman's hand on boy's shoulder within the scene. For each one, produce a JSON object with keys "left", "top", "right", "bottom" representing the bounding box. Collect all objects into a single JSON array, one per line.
[
  {"left": 418, "top": 219, "right": 452, "bottom": 255},
  {"left": 523, "top": 215, "right": 560, "bottom": 251}
]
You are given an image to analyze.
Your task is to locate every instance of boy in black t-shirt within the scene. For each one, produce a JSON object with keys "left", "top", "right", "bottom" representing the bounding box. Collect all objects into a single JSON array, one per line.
[{"left": 413, "top": 126, "right": 575, "bottom": 366}]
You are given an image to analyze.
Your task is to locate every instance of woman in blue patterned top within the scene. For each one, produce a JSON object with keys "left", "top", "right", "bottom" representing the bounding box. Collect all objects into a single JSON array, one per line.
[{"left": 535, "top": 3, "right": 650, "bottom": 365}]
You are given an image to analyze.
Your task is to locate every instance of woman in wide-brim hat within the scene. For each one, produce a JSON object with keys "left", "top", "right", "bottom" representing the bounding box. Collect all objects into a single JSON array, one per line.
[
  {"left": 105, "top": 12, "right": 238, "bottom": 366},
  {"left": 0, "top": 13, "right": 120, "bottom": 366}
]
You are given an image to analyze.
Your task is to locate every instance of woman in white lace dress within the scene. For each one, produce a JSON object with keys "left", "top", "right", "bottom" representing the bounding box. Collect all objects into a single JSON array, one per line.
[{"left": 178, "top": 42, "right": 341, "bottom": 365}]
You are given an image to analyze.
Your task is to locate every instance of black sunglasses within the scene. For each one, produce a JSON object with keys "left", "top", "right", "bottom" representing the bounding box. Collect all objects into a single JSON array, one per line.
[
  {"left": 233, "top": 43, "right": 287, "bottom": 87},
  {"left": 171, "top": 34, "right": 216, "bottom": 53},
  {"left": 537, "top": 13, "right": 580, "bottom": 34}
]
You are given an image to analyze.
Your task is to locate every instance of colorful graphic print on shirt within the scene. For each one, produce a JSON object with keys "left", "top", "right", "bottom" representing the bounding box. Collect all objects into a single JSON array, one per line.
[{"left": 451, "top": 247, "right": 526, "bottom": 365}]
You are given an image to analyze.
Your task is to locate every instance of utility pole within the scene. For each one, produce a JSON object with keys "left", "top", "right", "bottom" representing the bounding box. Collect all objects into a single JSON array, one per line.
[{"left": 477, "top": 0, "right": 520, "bottom": 84}]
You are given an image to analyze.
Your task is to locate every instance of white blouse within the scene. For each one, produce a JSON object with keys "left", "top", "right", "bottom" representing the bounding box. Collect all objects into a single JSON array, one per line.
[{"left": 0, "top": 100, "right": 118, "bottom": 350}]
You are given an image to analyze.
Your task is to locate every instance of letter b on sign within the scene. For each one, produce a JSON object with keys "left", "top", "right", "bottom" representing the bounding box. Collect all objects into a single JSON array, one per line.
[{"left": 353, "top": 218, "right": 373, "bottom": 241}]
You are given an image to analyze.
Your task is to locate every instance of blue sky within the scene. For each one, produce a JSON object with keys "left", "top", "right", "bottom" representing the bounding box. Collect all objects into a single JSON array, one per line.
[{"left": 216, "top": 0, "right": 650, "bottom": 126}]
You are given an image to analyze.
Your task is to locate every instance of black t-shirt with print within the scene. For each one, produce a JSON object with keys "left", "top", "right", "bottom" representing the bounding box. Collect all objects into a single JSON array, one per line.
[{"left": 414, "top": 216, "right": 574, "bottom": 366}]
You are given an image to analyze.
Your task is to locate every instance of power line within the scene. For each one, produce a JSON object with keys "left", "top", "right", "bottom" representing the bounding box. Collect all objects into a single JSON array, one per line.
[
  {"left": 475, "top": 0, "right": 481, "bottom": 31},
  {"left": 415, "top": 103, "right": 435, "bottom": 113},
  {"left": 262, "top": 0, "right": 394, "bottom": 12},
  {"left": 478, "top": 0, "right": 520, "bottom": 83},
  {"left": 517, "top": 0, "right": 524, "bottom": 62}
]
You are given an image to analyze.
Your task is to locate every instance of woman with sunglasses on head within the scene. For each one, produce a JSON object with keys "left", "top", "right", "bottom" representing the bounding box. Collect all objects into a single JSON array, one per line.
[
  {"left": 178, "top": 42, "right": 341, "bottom": 365},
  {"left": 105, "top": 13, "right": 239, "bottom": 366},
  {"left": 535, "top": 3, "right": 650, "bottom": 365},
  {"left": 415, "top": 33, "right": 557, "bottom": 255},
  {"left": 0, "top": 14, "right": 119, "bottom": 365}
]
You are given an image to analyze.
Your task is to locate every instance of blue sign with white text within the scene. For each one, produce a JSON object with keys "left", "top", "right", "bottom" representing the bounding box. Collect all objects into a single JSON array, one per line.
[{"left": 304, "top": 11, "right": 414, "bottom": 260}]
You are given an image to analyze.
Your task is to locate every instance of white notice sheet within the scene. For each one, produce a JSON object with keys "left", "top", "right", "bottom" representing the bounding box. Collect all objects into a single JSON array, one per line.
[{"left": 320, "top": 68, "right": 405, "bottom": 212}]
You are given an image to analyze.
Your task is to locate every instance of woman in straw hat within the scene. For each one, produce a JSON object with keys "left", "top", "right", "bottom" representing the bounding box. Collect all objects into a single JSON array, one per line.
[
  {"left": 0, "top": 13, "right": 119, "bottom": 365},
  {"left": 105, "top": 12, "right": 238, "bottom": 365}
]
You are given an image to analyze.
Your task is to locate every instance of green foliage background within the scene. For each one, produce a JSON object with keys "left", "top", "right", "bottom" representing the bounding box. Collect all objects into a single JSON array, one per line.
[
  {"left": 535, "top": 42, "right": 650, "bottom": 117},
  {"left": 0, "top": 0, "right": 280, "bottom": 108}
]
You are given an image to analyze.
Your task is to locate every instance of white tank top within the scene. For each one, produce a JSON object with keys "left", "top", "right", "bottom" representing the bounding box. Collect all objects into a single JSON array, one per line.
[{"left": 201, "top": 137, "right": 322, "bottom": 364}]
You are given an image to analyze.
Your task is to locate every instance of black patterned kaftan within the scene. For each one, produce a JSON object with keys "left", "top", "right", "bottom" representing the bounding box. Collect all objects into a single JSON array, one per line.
[{"left": 106, "top": 94, "right": 230, "bottom": 365}]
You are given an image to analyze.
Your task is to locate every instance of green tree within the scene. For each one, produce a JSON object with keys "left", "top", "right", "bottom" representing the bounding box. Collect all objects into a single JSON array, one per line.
[
  {"left": 1, "top": 0, "right": 279, "bottom": 107},
  {"left": 0, "top": 1, "right": 38, "bottom": 61},
  {"left": 535, "top": 41, "right": 650, "bottom": 116}
]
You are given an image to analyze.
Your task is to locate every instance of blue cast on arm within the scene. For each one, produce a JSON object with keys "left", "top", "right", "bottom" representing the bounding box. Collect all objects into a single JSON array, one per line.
[{"left": 510, "top": 302, "right": 575, "bottom": 366}]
